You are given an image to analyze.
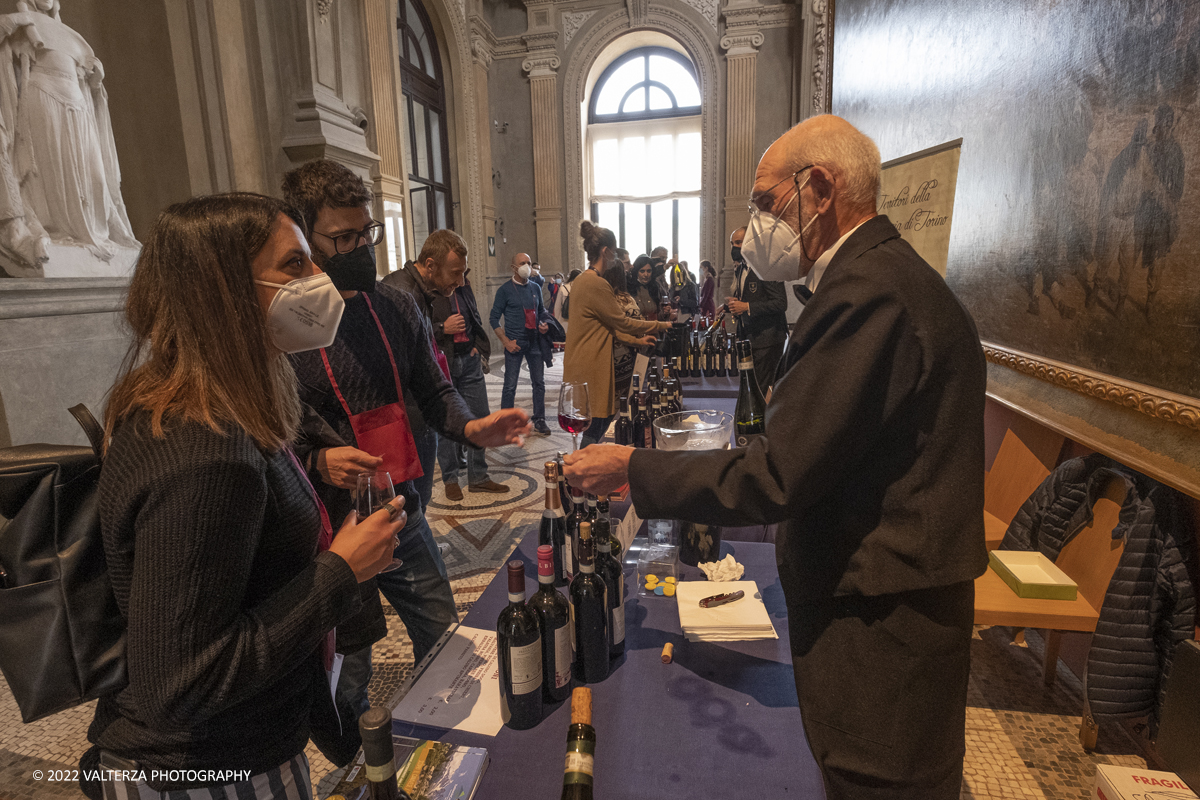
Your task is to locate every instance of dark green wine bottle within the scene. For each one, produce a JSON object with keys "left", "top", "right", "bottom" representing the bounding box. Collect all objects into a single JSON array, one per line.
[{"left": 734, "top": 339, "right": 766, "bottom": 447}]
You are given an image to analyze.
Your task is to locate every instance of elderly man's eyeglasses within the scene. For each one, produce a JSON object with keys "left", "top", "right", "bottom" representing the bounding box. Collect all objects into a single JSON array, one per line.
[
  {"left": 750, "top": 165, "right": 814, "bottom": 215},
  {"left": 312, "top": 221, "right": 385, "bottom": 254}
]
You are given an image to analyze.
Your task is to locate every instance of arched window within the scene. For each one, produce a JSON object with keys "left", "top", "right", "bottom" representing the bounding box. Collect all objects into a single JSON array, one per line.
[
  {"left": 398, "top": 0, "right": 453, "bottom": 252},
  {"left": 588, "top": 47, "right": 702, "bottom": 267}
]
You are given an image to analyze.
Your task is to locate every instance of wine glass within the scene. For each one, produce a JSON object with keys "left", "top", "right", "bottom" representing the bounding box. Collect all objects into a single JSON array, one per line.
[
  {"left": 356, "top": 471, "right": 403, "bottom": 573},
  {"left": 557, "top": 381, "right": 591, "bottom": 451}
]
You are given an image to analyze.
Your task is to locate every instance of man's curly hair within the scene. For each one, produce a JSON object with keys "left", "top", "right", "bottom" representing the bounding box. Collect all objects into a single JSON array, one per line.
[{"left": 281, "top": 159, "right": 373, "bottom": 236}]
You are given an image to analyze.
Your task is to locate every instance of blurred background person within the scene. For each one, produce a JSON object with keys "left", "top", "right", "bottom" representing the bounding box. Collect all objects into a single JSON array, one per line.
[
  {"left": 431, "top": 269, "right": 509, "bottom": 501},
  {"left": 563, "top": 221, "right": 671, "bottom": 448},
  {"left": 698, "top": 260, "right": 717, "bottom": 319},
  {"left": 491, "top": 252, "right": 553, "bottom": 435}
]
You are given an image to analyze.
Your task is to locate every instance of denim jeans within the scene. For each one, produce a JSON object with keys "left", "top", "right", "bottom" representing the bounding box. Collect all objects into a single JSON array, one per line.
[
  {"left": 501, "top": 338, "right": 546, "bottom": 421},
  {"left": 374, "top": 504, "right": 459, "bottom": 665},
  {"left": 333, "top": 644, "right": 374, "bottom": 724},
  {"left": 411, "top": 427, "right": 437, "bottom": 512},
  {"left": 580, "top": 414, "right": 614, "bottom": 448},
  {"left": 437, "top": 351, "right": 491, "bottom": 486}
]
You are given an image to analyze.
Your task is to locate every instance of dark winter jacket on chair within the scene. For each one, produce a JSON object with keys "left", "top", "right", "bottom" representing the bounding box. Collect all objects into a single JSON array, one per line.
[{"left": 1001, "top": 454, "right": 1196, "bottom": 726}]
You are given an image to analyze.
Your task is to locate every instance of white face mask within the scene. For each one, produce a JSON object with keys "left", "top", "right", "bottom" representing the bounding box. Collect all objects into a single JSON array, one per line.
[
  {"left": 740, "top": 173, "right": 819, "bottom": 283},
  {"left": 517, "top": 264, "right": 532, "bottom": 280},
  {"left": 254, "top": 273, "right": 345, "bottom": 353}
]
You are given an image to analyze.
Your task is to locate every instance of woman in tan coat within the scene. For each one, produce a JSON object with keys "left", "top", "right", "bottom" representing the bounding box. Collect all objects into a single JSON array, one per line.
[{"left": 564, "top": 221, "right": 672, "bottom": 448}]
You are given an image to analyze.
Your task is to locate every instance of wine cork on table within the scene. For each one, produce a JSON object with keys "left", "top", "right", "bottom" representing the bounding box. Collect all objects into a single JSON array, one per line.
[
  {"left": 571, "top": 687, "right": 593, "bottom": 725},
  {"left": 661, "top": 643, "right": 674, "bottom": 664}
]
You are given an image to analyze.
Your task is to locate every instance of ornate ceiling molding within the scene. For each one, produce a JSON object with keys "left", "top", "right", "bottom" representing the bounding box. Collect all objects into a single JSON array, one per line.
[
  {"left": 563, "top": 9, "right": 599, "bottom": 48},
  {"left": 317, "top": 0, "right": 333, "bottom": 22},
  {"left": 680, "top": 0, "right": 719, "bottom": 30},
  {"left": 627, "top": 0, "right": 648, "bottom": 27},
  {"left": 983, "top": 342, "right": 1200, "bottom": 432},
  {"left": 469, "top": 15, "right": 497, "bottom": 69}
]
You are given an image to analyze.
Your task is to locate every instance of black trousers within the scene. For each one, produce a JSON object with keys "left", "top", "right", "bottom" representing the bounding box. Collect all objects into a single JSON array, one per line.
[{"left": 789, "top": 581, "right": 974, "bottom": 800}]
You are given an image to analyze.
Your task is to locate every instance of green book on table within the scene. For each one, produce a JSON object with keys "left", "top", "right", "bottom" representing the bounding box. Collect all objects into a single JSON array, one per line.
[{"left": 327, "top": 735, "right": 489, "bottom": 800}]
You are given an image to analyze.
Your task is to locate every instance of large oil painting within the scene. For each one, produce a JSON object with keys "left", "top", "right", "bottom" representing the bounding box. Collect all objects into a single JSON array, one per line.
[{"left": 832, "top": 0, "right": 1200, "bottom": 403}]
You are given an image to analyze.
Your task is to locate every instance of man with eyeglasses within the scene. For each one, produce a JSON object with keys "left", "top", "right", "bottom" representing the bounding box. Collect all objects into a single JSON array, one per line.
[
  {"left": 564, "top": 116, "right": 987, "bottom": 799},
  {"left": 281, "top": 160, "right": 531, "bottom": 758}
]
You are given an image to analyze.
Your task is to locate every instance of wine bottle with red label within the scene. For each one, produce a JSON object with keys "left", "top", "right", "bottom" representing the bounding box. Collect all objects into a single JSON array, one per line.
[
  {"left": 528, "top": 545, "right": 573, "bottom": 703},
  {"left": 497, "top": 561, "right": 543, "bottom": 730}
]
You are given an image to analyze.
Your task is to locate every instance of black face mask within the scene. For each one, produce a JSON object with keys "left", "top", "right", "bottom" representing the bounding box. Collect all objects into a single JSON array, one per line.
[
  {"left": 730, "top": 246, "right": 742, "bottom": 263},
  {"left": 323, "top": 244, "right": 377, "bottom": 293}
]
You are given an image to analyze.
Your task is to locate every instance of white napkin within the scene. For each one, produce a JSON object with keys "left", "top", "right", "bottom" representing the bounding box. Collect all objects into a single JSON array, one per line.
[
  {"left": 697, "top": 554, "right": 745, "bottom": 582},
  {"left": 675, "top": 580, "right": 778, "bottom": 642}
]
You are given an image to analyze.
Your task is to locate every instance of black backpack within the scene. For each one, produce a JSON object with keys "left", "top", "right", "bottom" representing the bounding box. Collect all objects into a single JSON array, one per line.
[{"left": 0, "top": 405, "right": 126, "bottom": 722}]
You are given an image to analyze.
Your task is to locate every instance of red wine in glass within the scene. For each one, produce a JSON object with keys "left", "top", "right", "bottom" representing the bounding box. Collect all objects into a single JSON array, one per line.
[
  {"left": 558, "top": 381, "right": 591, "bottom": 451},
  {"left": 558, "top": 413, "right": 591, "bottom": 435}
]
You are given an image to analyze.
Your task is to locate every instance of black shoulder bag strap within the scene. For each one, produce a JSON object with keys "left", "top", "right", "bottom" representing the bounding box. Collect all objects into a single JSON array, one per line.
[{"left": 68, "top": 404, "right": 105, "bottom": 462}]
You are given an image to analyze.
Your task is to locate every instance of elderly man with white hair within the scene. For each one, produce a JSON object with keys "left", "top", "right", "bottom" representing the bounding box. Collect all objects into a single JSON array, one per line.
[{"left": 565, "top": 115, "right": 988, "bottom": 799}]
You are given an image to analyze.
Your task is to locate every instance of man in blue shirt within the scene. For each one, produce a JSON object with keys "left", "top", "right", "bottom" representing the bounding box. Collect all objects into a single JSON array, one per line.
[{"left": 490, "top": 252, "right": 552, "bottom": 435}]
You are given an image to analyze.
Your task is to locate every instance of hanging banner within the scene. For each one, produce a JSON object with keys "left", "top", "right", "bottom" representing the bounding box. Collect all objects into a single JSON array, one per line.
[{"left": 879, "top": 138, "right": 962, "bottom": 277}]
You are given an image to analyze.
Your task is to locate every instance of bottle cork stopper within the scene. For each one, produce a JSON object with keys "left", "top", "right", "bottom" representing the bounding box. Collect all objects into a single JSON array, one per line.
[
  {"left": 570, "top": 687, "right": 592, "bottom": 725},
  {"left": 544, "top": 461, "right": 558, "bottom": 480},
  {"left": 661, "top": 643, "right": 674, "bottom": 664}
]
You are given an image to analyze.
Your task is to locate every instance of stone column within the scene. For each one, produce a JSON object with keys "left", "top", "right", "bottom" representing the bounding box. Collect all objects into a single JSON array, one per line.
[
  {"left": 523, "top": 53, "right": 563, "bottom": 271},
  {"left": 363, "top": 0, "right": 411, "bottom": 273},
  {"left": 720, "top": 30, "right": 763, "bottom": 295},
  {"left": 471, "top": 29, "right": 499, "bottom": 276}
]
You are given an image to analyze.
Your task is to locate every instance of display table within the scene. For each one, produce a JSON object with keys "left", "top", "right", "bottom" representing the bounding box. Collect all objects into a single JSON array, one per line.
[{"left": 389, "top": 532, "right": 824, "bottom": 800}]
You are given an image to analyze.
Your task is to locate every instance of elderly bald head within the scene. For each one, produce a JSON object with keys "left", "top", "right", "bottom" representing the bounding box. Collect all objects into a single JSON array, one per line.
[{"left": 760, "top": 115, "right": 881, "bottom": 215}]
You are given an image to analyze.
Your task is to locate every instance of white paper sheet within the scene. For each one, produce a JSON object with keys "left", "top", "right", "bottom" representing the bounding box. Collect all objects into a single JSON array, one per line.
[
  {"left": 391, "top": 626, "right": 503, "bottom": 736},
  {"left": 615, "top": 506, "right": 642, "bottom": 553}
]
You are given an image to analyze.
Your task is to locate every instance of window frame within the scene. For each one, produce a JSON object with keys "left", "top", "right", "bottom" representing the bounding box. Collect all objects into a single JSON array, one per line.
[
  {"left": 588, "top": 46, "right": 702, "bottom": 125},
  {"left": 397, "top": 0, "right": 454, "bottom": 236}
]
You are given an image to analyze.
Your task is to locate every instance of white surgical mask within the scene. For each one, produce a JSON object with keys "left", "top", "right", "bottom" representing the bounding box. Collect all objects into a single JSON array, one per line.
[
  {"left": 740, "top": 174, "right": 819, "bottom": 283},
  {"left": 254, "top": 273, "right": 345, "bottom": 353},
  {"left": 517, "top": 264, "right": 532, "bottom": 280}
]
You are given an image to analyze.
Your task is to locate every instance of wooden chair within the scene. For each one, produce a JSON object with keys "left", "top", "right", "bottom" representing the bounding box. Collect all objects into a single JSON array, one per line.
[
  {"left": 983, "top": 426, "right": 1065, "bottom": 550},
  {"left": 974, "top": 477, "right": 1126, "bottom": 686}
]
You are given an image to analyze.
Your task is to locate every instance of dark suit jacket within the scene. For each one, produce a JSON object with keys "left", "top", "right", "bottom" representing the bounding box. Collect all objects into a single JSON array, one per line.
[
  {"left": 629, "top": 215, "right": 988, "bottom": 604},
  {"left": 732, "top": 261, "right": 788, "bottom": 347}
]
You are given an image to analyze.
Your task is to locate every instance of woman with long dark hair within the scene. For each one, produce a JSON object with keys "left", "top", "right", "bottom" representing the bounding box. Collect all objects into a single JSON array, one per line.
[
  {"left": 84, "top": 194, "right": 402, "bottom": 799},
  {"left": 563, "top": 222, "right": 671, "bottom": 447},
  {"left": 698, "top": 260, "right": 717, "bottom": 319}
]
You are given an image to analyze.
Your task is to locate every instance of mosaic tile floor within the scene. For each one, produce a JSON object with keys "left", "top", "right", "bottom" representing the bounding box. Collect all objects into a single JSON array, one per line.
[{"left": 0, "top": 358, "right": 1157, "bottom": 799}]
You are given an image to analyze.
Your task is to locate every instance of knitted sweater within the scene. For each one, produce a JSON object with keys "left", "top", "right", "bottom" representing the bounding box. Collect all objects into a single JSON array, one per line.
[
  {"left": 290, "top": 284, "right": 474, "bottom": 523},
  {"left": 87, "top": 413, "right": 361, "bottom": 789}
]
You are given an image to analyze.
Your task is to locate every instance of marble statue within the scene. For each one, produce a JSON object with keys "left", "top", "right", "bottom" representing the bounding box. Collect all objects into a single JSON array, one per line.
[{"left": 0, "top": 0, "right": 137, "bottom": 278}]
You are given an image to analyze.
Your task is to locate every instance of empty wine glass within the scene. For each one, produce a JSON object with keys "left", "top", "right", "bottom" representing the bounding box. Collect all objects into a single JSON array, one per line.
[
  {"left": 557, "top": 381, "right": 591, "bottom": 451},
  {"left": 356, "top": 471, "right": 403, "bottom": 573}
]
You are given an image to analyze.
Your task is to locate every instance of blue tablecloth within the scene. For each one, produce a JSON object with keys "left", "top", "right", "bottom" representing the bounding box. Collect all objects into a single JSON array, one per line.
[{"left": 392, "top": 533, "right": 825, "bottom": 800}]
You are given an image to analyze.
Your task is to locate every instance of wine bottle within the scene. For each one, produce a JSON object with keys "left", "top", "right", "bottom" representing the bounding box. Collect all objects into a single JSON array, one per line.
[
  {"left": 529, "top": 544, "right": 573, "bottom": 703},
  {"left": 734, "top": 339, "right": 767, "bottom": 447},
  {"left": 690, "top": 331, "right": 702, "bottom": 378},
  {"left": 541, "top": 461, "right": 569, "bottom": 586},
  {"left": 567, "top": 486, "right": 586, "bottom": 575},
  {"left": 613, "top": 396, "right": 632, "bottom": 446},
  {"left": 724, "top": 332, "right": 736, "bottom": 376},
  {"left": 596, "top": 498, "right": 621, "bottom": 564},
  {"left": 497, "top": 561, "right": 543, "bottom": 730},
  {"left": 560, "top": 688, "right": 596, "bottom": 800},
  {"left": 556, "top": 451, "right": 573, "bottom": 516},
  {"left": 593, "top": 515, "right": 625, "bottom": 658},
  {"left": 585, "top": 494, "right": 598, "bottom": 527},
  {"left": 359, "top": 707, "right": 412, "bottom": 800},
  {"left": 702, "top": 331, "right": 716, "bottom": 377},
  {"left": 570, "top": 522, "right": 610, "bottom": 683},
  {"left": 631, "top": 378, "right": 650, "bottom": 449}
]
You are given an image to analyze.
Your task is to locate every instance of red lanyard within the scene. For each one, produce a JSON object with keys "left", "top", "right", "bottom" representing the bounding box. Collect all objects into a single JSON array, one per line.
[{"left": 319, "top": 294, "right": 405, "bottom": 421}]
